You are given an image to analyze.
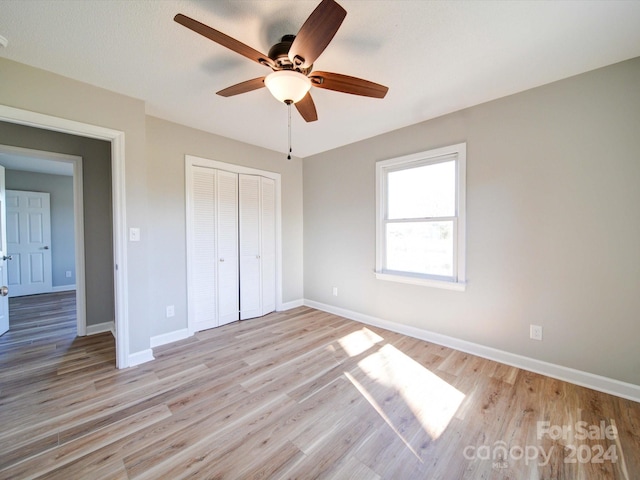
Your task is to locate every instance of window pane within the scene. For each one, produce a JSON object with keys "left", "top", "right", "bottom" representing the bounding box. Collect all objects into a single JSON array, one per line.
[
  {"left": 386, "top": 221, "right": 454, "bottom": 277},
  {"left": 387, "top": 160, "right": 455, "bottom": 219}
]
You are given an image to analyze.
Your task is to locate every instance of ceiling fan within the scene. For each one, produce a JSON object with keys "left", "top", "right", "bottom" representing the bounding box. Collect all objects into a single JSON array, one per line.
[{"left": 174, "top": 0, "right": 389, "bottom": 123}]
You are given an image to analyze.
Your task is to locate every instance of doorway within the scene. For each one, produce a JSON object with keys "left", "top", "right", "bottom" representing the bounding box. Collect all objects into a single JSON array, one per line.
[
  {"left": 0, "top": 145, "right": 87, "bottom": 338},
  {"left": 0, "top": 104, "right": 129, "bottom": 368}
]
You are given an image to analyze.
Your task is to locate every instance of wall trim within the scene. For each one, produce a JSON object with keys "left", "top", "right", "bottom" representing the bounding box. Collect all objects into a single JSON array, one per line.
[
  {"left": 128, "top": 349, "right": 154, "bottom": 367},
  {"left": 150, "top": 328, "right": 191, "bottom": 348},
  {"left": 278, "top": 299, "right": 304, "bottom": 311},
  {"left": 303, "top": 299, "right": 640, "bottom": 403},
  {"left": 86, "top": 321, "right": 114, "bottom": 336},
  {"left": 149, "top": 298, "right": 304, "bottom": 350}
]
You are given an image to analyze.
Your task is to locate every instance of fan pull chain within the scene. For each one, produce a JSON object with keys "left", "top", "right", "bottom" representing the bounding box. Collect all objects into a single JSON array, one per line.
[{"left": 287, "top": 101, "right": 292, "bottom": 160}]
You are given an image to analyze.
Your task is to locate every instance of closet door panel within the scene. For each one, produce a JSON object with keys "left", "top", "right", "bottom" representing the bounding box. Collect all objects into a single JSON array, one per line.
[
  {"left": 190, "top": 167, "right": 218, "bottom": 331},
  {"left": 260, "top": 177, "right": 276, "bottom": 316},
  {"left": 239, "top": 174, "right": 261, "bottom": 320},
  {"left": 217, "top": 170, "right": 239, "bottom": 325}
]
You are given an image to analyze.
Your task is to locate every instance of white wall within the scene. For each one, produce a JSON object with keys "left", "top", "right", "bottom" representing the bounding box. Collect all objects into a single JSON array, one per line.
[{"left": 303, "top": 57, "right": 640, "bottom": 386}]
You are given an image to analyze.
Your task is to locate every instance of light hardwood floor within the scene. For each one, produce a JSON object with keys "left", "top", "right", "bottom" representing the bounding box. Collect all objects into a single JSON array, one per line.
[{"left": 1, "top": 292, "right": 638, "bottom": 479}]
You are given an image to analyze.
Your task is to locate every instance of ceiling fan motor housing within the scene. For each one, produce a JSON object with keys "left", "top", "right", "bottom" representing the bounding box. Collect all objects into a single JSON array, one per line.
[{"left": 268, "top": 35, "right": 312, "bottom": 73}]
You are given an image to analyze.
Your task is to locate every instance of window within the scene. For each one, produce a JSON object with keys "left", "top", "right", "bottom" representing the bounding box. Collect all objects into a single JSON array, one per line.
[{"left": 375, "top": 143, "right": 466, "bottom": 290}]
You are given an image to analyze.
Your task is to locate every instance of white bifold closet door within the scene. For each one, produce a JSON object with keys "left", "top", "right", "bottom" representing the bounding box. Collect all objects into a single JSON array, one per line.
[
  {"left": 216, "top": 170, "right": 240, "bottom": 325},
  {"left": 239, "top": 174, "right": 276, "bottom": 320},
  {"left": 188, "top": 167, "right": 275, "bottom": 332},
  {"left": 189, "top": 167, "right": 238, "bottom": 331}
]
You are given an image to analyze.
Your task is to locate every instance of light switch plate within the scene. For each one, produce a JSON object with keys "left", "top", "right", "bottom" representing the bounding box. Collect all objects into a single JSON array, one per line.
[{"left": 129, "top": 227, "right": 141, "bottom": 242}]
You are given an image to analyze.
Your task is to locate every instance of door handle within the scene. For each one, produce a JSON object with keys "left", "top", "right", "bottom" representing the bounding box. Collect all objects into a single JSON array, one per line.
[
  {"left": 1, "top": 255, "right": 11, "bottom": 261},
  {"left": 43, "top": 246, "right": 50, "bottom": 250},
  {"left": 0, "top": 286, "right": 8, "bottom": 297}
]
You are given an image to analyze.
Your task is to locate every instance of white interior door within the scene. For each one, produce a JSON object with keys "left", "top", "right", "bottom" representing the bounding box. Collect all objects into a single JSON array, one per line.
[
  {"left": 6, "top": 190, "right": 52, "bottom": 297},
  {"left": 186, "top": 158, "right": 279, "bottom": 332},
  {"left": 188, "top": 167, "right": 240, "bottom": 332},
  {"left": 0, "top": 167, "right": 9, "bottom": 336},
  {"left": 216, "top": 170, "right": 239, "bottom": 326},
  {"left": 260, "top": 177, "right": 276, "bottom": 316},
  {"left": 239, "top": 175, "right": 276, "bottom": 320},
  {"left": 189, "top": 167, "right": 218, "bottom": 332},
  {"left": 239, "top": 174, "right": 262, "bottom": 320}
]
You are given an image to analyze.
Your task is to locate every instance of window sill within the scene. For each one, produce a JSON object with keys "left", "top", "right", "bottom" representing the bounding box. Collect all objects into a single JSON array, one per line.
[{"left": 374, "top": 271, "right": 466, "bottom": 291}]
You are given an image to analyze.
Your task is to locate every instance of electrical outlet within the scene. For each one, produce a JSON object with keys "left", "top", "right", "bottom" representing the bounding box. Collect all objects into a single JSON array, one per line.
[
  {"left": 332, "top": 286, "right": 338, "bottom": 296},
  {"left": 65, "top": 270, "right": 72, "bottom": 278},
  {"left": 530, "top": 324, "right": 543, "bottom": 341},
  {"left": 166, "top": 305, "right": 175, "bottom": 318}
]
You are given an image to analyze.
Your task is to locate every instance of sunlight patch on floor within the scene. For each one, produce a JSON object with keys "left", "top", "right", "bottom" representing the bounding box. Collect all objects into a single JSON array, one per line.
[
  {"left": 344, "top": 370, "right": 422, "bottom": 461},
  {"left": 337, "top": 327, "right": 384, "bottom": 357},
  {"left": 357, "top": 343, "right": 465, "bottom": 439}
]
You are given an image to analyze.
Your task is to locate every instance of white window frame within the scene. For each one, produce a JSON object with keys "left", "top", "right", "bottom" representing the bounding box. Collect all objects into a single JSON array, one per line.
[{"left": 375, "top": 143, "right": 466, "bottom": 291}]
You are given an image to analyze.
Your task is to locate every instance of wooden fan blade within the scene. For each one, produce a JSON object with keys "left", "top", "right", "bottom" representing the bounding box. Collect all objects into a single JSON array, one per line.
[
  {"left": 310, "top": 71, "right": 388, "bottom": 98},
  {"left": 216, "top": 77, "right": 266, "bottom": 97},
  {"left": 175, "top": 14, "right": 274, "bottom": 68},
  {"left": 295, "top": 92, "right": 318, "bottom": 122},
  {"left": 288, "top": 0, "right": 346, "bottom": 69}
]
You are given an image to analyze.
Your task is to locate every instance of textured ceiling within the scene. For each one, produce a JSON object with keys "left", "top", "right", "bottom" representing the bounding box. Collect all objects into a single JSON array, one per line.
[{"left": 1, "top": 0, "right": 640, "bottom": 158}]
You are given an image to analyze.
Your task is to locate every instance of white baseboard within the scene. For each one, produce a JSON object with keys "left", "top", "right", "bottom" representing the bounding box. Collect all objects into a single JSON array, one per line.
[
  {"left": 150, "top": 328, "right": 191, "bottom": 348},
  {"left": 128, "top": 349, "right": 155, "bottom": 367},
  {"left": 278, "top": 299, "right": 304, "bottom": 311},
  {"left": 51, "top": 284, "right": 76, "bottom": 293},
  {"left": 303, "top": 299, "right": 640, "bottom": 403},
  {"left": 86, "top": 321, "right": 114, "bottom": 336}
]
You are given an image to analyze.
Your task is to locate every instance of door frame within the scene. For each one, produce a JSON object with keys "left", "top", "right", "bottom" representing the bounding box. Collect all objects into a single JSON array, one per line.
[
  {"left": 185, "top": 155, "right": 282, "bottom": 335},
  {"left": 0, "top": 104, "right": 129, "bottom": 368},
  {"left": 0, "top": 145, "right": 86, "bottom": 332}
]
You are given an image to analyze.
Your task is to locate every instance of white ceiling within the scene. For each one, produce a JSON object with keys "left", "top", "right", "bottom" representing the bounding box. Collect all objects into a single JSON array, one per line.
[
  {"left": 0, "top": 151, "right": 73, "bottom": 176},
  {"left": 1, "top": 0, "right": 640, "bottom": 158}
]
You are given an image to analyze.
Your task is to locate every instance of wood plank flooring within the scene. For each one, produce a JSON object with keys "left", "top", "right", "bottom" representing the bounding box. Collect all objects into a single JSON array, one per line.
[{"left": 1, "top": 293, "right": 639, "bottom": 479}]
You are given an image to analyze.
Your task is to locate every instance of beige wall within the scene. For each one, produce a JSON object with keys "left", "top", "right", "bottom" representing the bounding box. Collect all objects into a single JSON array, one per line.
[
  {"left": 0, "top": 57, "right": 303, "bottom": 354},
  {"left": 145, "top": 116, "right": 303, "bottom": 337},
  {"left": 3, "top": 54, "right": 638, "bottom": 385},
  {"left": 303, "top": 57, "right": 640, "bottom": 386},
  {"left": 0, "top": 58, "right": 150, "bottom": 352}
]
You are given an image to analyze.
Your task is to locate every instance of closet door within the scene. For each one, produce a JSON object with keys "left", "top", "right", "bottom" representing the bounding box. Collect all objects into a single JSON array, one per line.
[
  {"left": 216, "top": 170, "right": 239, "bottom": 325},
  {"left": 189, "top": 166, "right": 218, "bottom": 332},
  {"left": 187, "top": 162, "right": 276, "bottom": 331},
  {"left": 239, "top": 175, "right": 261, "bottom": 320},
  {"left": 239, "top": 174, "right": 276, "bottom": 320},
  {"left": 260, "top": 177, "right": 276, "bottom": 316},
  {"left": 188, "top": 167, "right": 239, "bottom": 331}
]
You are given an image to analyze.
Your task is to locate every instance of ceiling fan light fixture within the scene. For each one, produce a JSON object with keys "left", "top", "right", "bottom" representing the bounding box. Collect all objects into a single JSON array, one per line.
[{"left": 265, "top": 70, "right": 311, "bottom": 104}]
